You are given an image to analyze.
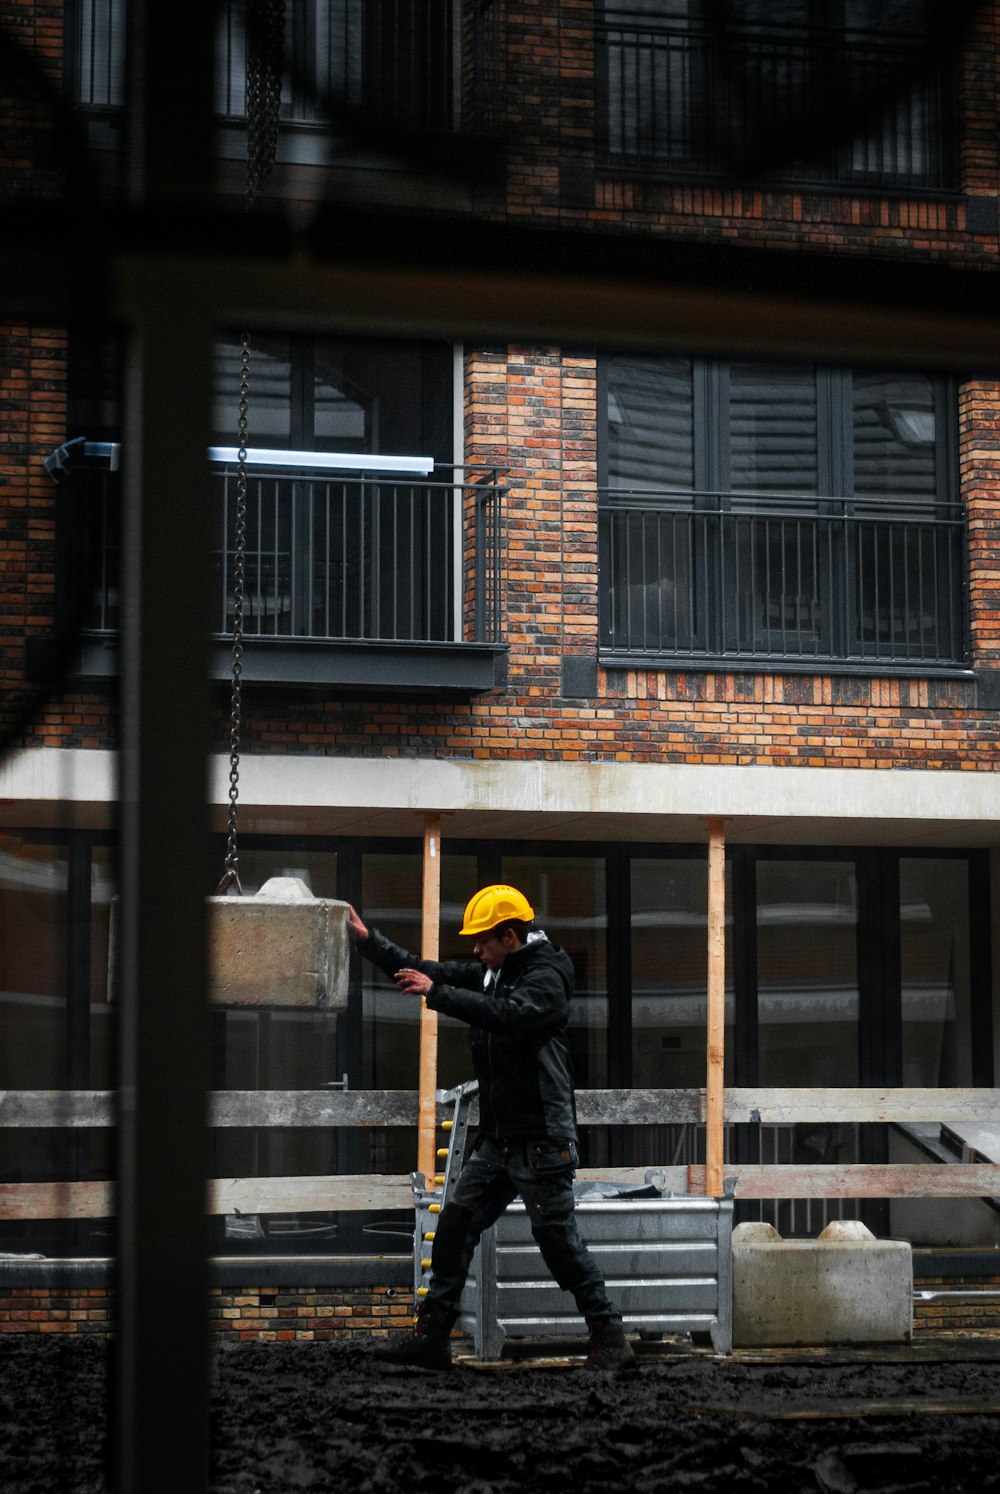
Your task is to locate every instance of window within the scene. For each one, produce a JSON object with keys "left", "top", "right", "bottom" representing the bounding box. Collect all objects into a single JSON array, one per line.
[
  {"left": 599, "top": 354, "right": 965, "bottom": 670},
  {"left": 1, "top": 833, "right": 992, "bottom": 1255},
  {"left": 71, "top": 0, "right": 474, "bottom": 145},
  {"left": 596, "top": 0, "right": 958, "bottom": 191},
  {"left": 210, "top": 336, "right": 458, "bottom": 645}
]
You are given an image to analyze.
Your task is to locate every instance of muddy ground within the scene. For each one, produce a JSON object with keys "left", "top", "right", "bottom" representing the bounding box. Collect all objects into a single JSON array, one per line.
[{"left": 4, "top": 1334, "right": 1000, "bottom": 1493}]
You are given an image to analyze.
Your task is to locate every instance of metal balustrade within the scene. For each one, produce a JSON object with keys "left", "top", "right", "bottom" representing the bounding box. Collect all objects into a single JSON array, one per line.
[
  {"left": 72, "top": 0, "right": 500, "bottom": 138},
  {"left": 76, "top": 457, "right": 506, "bottom": 652},
  {"left": 599, "top": 490, "right": 966, "bottom": 670},
  {"left": 596, "top": 12, "right": 957, "bottom": 190}
]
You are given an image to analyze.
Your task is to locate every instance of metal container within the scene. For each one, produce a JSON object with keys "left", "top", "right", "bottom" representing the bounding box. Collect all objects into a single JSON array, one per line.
[{"left": 457, "top": 1175, "right": 735, "bottom": 1360}]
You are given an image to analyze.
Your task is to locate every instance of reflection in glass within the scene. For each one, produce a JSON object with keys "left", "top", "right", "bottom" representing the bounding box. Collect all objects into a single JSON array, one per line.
[
  {"left": 361, "top": 853, "right": 477, "bottom": 1176},
  {"left": 900, "top": 859, "right": 971, "bottom": 1088},
  {"left": 503, "top": 856, "right": 609, "bottom": 1164},
  {"left": 756, "top": 860, "right": 860, "bottom": 1236},
  {"left": 629, "top": 857, "right": 732, "bottom": 1170},
  {"left": 0, "top": 839, "right": 69, "bottom": 1254},
  {"left": 212, "top": 848, "right": 340, "bottom": 1252}
]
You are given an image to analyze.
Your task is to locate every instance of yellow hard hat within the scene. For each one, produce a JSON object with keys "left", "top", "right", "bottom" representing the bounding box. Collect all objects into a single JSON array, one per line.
[{"left": 460, "top": 884, "right": 535, "bottom": 937}]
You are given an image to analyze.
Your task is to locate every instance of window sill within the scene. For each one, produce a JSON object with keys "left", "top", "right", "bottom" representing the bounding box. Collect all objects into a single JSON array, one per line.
[
  {"left": 30, "top": 636, "right": 509, "bottom": 697},
  {"left": 599, "top": 651, "right": 973, "bottom": 681}
]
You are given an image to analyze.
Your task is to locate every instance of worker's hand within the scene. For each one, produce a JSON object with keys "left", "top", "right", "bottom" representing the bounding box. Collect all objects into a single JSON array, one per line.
[
  {"left": 395, "top": 967, "right": 432, "bottom": 997},
  {"left": 346, "top": 906, "right": 369, "bottom": 943}
]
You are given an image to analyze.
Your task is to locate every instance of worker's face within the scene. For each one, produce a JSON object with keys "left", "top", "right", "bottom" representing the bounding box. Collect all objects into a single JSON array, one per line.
[{"left": 473, "top": 928, "right": 514, "bottom": 971}]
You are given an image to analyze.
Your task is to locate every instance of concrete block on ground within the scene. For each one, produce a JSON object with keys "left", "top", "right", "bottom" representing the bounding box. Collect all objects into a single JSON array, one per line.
[
  {"left": 208, "top": 878, "right": 350, "bottom": 1007},
  {"left": 732, "top": 1219, "right": 912, "bottom": 1347}
]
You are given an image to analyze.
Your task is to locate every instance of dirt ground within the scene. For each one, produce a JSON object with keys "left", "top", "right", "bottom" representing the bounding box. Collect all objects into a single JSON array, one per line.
[{"left": 4, "top": 1333, "right": 1000, "bottom": 1493}]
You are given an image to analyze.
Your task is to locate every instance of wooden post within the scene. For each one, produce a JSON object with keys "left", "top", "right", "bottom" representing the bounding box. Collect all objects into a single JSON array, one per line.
[
  {"left": 705, "top": 818, "right": 726, "bottom": 1197},
  {"left": 418, "top": 814, "right": 442, "bottom": 1187}
]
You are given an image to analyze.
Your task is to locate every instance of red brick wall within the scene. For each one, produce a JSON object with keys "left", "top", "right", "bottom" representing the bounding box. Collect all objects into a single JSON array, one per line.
[
  {"left": 4, "top": 2, "right": 1000, "bottom": 780},
  {"left": 501, "top": 0, "right": 1000, "bottom": 270},
  {"left": 5, "top": 344, "right": 1000, "bottom": 774},
  {"left": 6, "top": 1277, "right": 1000, "bottom": 1338},
  {"left": 0, "top": 1284, "right": 414, "bottom": 1340},
  {"left": 0, "top": 1286, "right": 111, "bottom": 1336},
  {"left": 209, "top": 1285, "right": 414, "bottom": 1342},
  {"left": 912, "top": 1274, "right": 1000, "bottom": 1334}
]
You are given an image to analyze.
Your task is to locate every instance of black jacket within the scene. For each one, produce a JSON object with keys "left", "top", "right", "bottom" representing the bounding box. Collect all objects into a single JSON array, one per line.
[{"left": 359, "top": 928, "right": 578, "bottom": 1142}]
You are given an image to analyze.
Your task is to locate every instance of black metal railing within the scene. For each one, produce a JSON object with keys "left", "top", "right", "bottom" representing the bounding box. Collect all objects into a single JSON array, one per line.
[
  {"left": 76, "top": 457, "right": 505, "bottom": 650},
  {"left": 72, "top": 0, "right": 500, "bottom": 139},
  {"left": 599, "top": 490, "right": 966, "bottom": 670},
  {"left": 595, "top": 13, "right": 957, "bottom": 190}
]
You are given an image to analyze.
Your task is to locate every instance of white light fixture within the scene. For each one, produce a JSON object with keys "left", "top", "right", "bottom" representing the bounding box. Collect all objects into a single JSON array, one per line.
[{"left": 208, "top": 447, "right": 435, "bottom": 475}]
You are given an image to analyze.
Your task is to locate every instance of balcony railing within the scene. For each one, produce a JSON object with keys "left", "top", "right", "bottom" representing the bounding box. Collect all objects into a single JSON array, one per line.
[
  {"left": 45, "top": 442, "right": 507, "bottom": 690},
  {"left": 599, "top": 490, "right": 967, "bottom": 672},
  {"left": 595, "top": 13, "right": 957, "bottom": 190},
  {"left": 72, "top": 0, "right": 501, "bottom": 141}
]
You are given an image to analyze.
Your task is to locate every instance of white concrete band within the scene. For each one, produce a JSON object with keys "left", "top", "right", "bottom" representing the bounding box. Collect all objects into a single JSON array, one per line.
[{"left": 1, "top": 748, "right": 998, "bottom": 843}]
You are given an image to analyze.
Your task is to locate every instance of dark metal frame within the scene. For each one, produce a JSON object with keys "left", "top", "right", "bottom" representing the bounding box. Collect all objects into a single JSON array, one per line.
[
  {"left": 597, "top": 356, "right": 968, "bottom": 675},
  {"left": 7, "top": 829, "right": 992, "bottom": 1252},
  {"left": 594, "top": 5, "right": 961, "bottom": 194}
]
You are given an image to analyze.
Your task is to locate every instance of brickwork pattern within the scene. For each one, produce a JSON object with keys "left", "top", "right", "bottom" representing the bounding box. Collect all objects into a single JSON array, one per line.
[
  {"left": 913, "top": 1274, "right": 1000, "bottom": 1334},
  {"left": 5, "top": 1278, "right": 1000, "bottom": 1338},
  {"left": 0, "top": 1286, "right": 111, "bottom": 1335},
  {"left": 0, "top": 1285, "right": 415, "bottom": 1340},
  {"left": 3, "top": 2, "right": 1000, "bottom": 782}
]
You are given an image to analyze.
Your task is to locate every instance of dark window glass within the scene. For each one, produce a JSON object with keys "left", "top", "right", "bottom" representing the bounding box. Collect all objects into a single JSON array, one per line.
[
  {"left": 502, "top": 855, "right": 609, "bottom": 1166},
  {"left": 728, "top": 363, "right": 818, "bottom": 496},
  {"left": 211, "top": 850, "right": 342, "bottom": 1252},
  {"left": 597, "top": 0, "right": 955, "bottom": 190},
  {"left": 607, "top": 355, "right": 695, "bottom": 492},
  {"left": 755, "top": 859, "right": 862, "bottom": 1236},
  {"left": 600, "top": 355, "right": 962, "bottom": 667},
  {"left": 212, "top": 338, "right": 452, "bottom": 458},
  {"left": 852, "top": 370, "right": 937, "bottom": 509},
  {"left": 73, "top": 0, "right": 457, "bottom": 134},
  {"left": 627, "top": 857, "right": 734, "bottom": 1171}
]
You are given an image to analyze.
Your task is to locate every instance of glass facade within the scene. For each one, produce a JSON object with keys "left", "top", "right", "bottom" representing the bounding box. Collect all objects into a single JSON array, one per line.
[{"left": 0, "top": 834, "right": 992, "bottom": 1253}]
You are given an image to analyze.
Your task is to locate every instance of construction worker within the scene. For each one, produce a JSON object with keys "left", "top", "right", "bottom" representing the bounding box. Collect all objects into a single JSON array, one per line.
[{"left": 347, "top": 884, "right": 636, "bottom": 1373}]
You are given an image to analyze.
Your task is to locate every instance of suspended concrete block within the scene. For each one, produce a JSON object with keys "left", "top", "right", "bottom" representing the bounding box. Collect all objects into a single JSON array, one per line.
[{"left": 208, "top": 877, "right": 350, "bottom": 1008}]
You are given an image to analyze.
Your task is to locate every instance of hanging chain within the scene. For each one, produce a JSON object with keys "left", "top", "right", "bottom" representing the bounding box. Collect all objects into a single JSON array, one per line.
[
  {"left": 216, "top": 0, "right": 285, "bottom": 896},
  {"left": 245, "top": 0, "right": 286, "bottom": 210},
  {"left": 215, "top": 336, "right": 251, "bottom": 896}
]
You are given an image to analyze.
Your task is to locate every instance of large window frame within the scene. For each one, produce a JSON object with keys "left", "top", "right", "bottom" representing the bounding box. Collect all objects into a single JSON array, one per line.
[
  {"left": 2, "top": 829, "right": 992, "bottom": 1254},
  {"left": 595, "top": 1, "right": 960, "bottom": 193},
  {"left": 598, "top": 354, "right": 967, "bottom": 673},
  {"left": 66, "top": 0, "right": 499, "bottom": 161}
]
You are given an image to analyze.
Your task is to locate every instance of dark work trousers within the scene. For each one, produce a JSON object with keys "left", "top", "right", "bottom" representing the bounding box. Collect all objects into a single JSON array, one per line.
[{"left": 425, "top": 1135, "right": 621, "bottom": 1327}]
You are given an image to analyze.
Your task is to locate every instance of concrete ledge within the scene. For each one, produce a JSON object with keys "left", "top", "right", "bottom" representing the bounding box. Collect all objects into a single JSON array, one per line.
[{"left": 732, "top": 1220, "right": 913, "bottom": 1347}]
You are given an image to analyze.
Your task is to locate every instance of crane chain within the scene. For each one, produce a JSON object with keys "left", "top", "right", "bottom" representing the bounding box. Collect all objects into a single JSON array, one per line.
[{"left": 217, "top": 0, "right": 285, "bottom": 897}]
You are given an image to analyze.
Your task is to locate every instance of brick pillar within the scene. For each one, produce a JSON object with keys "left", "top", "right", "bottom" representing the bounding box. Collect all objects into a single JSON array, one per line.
[{"left": 961, "top": 380, "right": 1000, "bottom": 670}]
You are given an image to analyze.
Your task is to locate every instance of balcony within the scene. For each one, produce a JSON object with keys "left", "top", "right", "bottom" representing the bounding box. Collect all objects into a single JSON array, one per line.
[
  {"left": 596, "top": 11, "right": 957, "bottom": 192},
  {"left": 71, "top": 0, "right": 502, "bottom": 167},
  {"left": 599, "top": 489, "right": 967, "bottom": 674},
  {"left": 42, "top": 441, "right": 507, "bottom": 694}
]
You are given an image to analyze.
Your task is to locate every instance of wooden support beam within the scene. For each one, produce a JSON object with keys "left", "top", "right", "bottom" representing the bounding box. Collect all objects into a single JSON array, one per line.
[
  {"left": 705, "top": 818, "right": 726, "bottom": 1197},
  {"left": 3, "top": 1085, "right": 997, "bottom": 1129},
  {"left": 687, "top": 1164, "right": 1000, "bottom": 1199},
  {"left": 417, "top": 814, "right": 442, "bottom": 1186},
  {"left": 6, "top": 1161, "right": 1000, "bottom": 1222}
]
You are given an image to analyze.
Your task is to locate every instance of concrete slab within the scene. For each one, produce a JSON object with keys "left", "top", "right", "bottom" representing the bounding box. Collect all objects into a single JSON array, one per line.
[
  {"left": 208, "top": 877, "right": 350, "bottom": 1007},
  {"left": 732, "top": 1220, "right": 913, "bottom": 1348}
]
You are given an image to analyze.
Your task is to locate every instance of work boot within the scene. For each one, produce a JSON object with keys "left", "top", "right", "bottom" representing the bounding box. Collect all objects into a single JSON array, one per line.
[
  {"left": 582, "top": 1317, "right": 637, "bottom": 1373},
  {"left": 373, "top": 1300, "right": 454, "bottom": 1370}
]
